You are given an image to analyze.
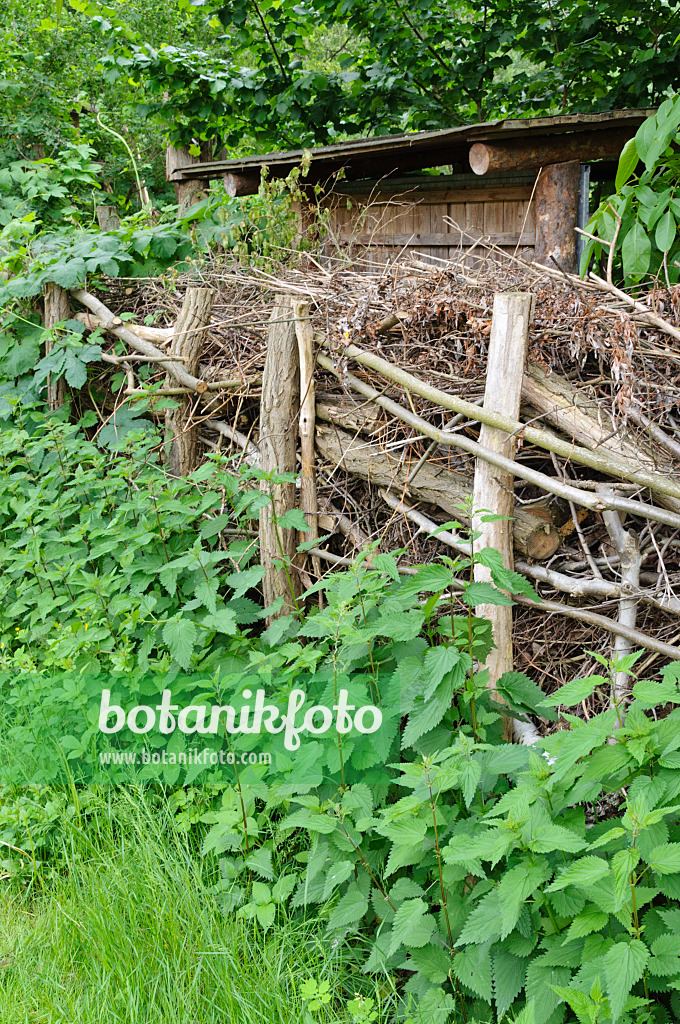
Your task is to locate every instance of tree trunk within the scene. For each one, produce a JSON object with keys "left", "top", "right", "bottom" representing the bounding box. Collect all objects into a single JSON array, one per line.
[
  {"left": 472, "top": 292, "right": 534, "bottom": 740},
  {"left": 259, "top": 295, "right": 301, "bottom": 618},
  {"left": 43, "top": 283, "right": 69, "bottom": 410},
  {"left": 164, "top": 287, "right": 214, "bottom": 476}
]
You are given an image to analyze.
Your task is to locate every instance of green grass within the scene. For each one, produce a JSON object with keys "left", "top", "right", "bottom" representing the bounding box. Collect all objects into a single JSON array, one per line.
[{"left": 0, "top": 791, "right": 396, "bottom": 1024}]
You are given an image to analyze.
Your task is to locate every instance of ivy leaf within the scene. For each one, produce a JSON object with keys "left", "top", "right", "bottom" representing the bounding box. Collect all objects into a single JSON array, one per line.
[
  {"left": 604, "top": 939, "right": 649, "bottom": 1023},
  {"left": 162, "top": 616, "right": 197, "bottom": 669}
]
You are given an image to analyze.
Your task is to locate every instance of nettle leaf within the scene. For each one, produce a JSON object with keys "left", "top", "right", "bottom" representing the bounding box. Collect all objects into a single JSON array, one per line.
[
  {"left": 604, "top": 939, "right": 649, "bottom": 1023},
  {"left": 202, "top": 607, "right": 238, "bottom": 635},
  {"left": 458, "top": 890, "right": 502, "bottom": 945},
  {"left": 491, "top": 565, "right": 539, "bottom": 601},
  {"left": 162, "top": 616, "right": 197, "bottom": 670},
  {"left": 525, "top": 958, "right": 571, "bottom": 1024},
  {"left": 389, "top": 898, "right": 435, "bottom": 953},
  {"left": 461, "top": 580, "right": 513, "bottom": 608},
  {"left": 451, "top": 943, "right": 493, "bottom": 1001},
  {"left": 647, "top": 843, "right": 680, "bottom": 875},
  {"left": 547, "top": 855, "right": 609, "bottom": 892},
  {"left": 276, "top": 508, "right": 310, "bottom": 532},
  {"left": 563, "top": 904, "right": 609, "bottom": 942},
  {"left": 612, "top": 848, "right": 640, "bottom": 907},
  {"left": 540, "top": 674, "right": 606, "bottom": 708},
  {"left": 649, "top": 933, "right": 680, "bottom": 976},
  {"left": 422, "top": 644, "right": 466, "bottom": 701},
  {"left": 224, "top": 564, "right": 265, "bottom": 598},
  {"left": 492, "top": 947, "right": 527, "bottom": 1017}
]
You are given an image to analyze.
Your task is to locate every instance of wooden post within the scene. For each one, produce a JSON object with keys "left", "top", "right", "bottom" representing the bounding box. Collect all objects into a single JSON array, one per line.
[
  {"left": 472, "top": 292, "right": 534, "bottom": 740},
  {"left": 292, "top": 299, "right": 321, "bottom": 579},
  {"left": 43, "top": 283, "right": 69, "bottom": 410},
  {"left": 259, "top": 295, "right": 301, "bottom": 619},
  {"left": 95, "top": 205, "right": 121, "bottom": 231},
  {"left": 166, "top": 145, "right": 210, "bottom": 217},
  {"left": 165, "top": 287, "right": 214, "bottom": 476},
  {"left": 534, "top": 160, "right": 580, "bottom": 274}
]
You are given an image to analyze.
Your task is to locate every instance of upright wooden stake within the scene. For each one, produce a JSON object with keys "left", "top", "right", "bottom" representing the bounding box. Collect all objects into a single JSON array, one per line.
[
  {"left": 292, "top": 299, "right": 321, "bottom": 579},
  {"left": 259, "top": 295, "right": 301, "bottom": 619},
  {"left": 166, "top": 145, "right": 210, "bottom": 217},
  {"left": 95, "top": 205, "right": 121, "bottom": 231},
  {"left": 43, "top": 282, "right": 70, "bottom": 410},
  {"left": 472, "top": 292, "right": 534, "bottom": 741},
  {"left": 534, "top": 160, "right": 580, "bottom": 274},
  {"left": 165, "top": 286, "right": 214, "bottom": 476}
]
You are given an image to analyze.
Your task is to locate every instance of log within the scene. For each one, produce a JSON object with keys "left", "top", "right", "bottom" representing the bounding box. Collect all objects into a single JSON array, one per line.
[
  {"left": 292, "top": 299, "right": 321, "bottom": 579},
  {"left": 259, "top": 296, "right": 302, "bottom": 618},
  {"left": 316, "top": 392, "right": 384, "bottom": 434},
  {"left": 164, "top": 287, "right": 214, "bottom": 476},
  {"left": 315, "top": 423, "right": 560, "bottom": 560},
  {"left": 43, "top": 283, "right": 69, "bottom": 410},
  {"left": 317, "top": 338, "right": 680, "bottom": 508},
  {"left": 224, "top": 172, "right": 260, "bottom": 198},
  {"left": 472, "top": 293, "right": 533, "bottom": 736},
  {"left": 469, "top": 127, "right": 634, "bottom": 176},
  {"left": 534, "top": 160, "right": 580, "bottom": 273},
  {"left": 95, "top": 205, "right": 121, "bottom": 231}
]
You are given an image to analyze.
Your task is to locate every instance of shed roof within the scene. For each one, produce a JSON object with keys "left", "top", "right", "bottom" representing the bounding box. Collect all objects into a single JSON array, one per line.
[{"left": 171, "top": 108, "right": 653, "bottom": 184}]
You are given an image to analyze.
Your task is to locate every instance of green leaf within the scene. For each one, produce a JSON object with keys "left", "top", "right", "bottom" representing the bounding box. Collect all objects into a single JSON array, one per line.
[
  {"left": 612, "top": 848, "right": 640, "bottom": 906},
  {"left": 277, "top": 508, "right": 310, "bottom": 531},
  {"left": 327, "top": 884, "right": 368, "bottom": 930},
  {"left": 649, "top": 933, "right": 680, "bottom": 976},
  {"left": 655, "top": 209, "right": 676, "bottom": 252},
  {"left": 389, "top": 898, "right": 435, "bottom": 952},
  {"left": 461, "top": 580, "right": 513, "bottom": 607},
  {"left": 162, "top": 616, "right": 197, "bottom": 670},
  {"left": 451, "top": 943, "right": 492, "bottom": 1001},
  {"left": 647, "top": 842, "right": 680, "bottom": 875},
  {"left": 525, "top": 958, "right": 571, "bottom": 1024},
  {"left": 632, "top": 677, "right": 680, "bottom": 709},
  {"left": 563, "top": 904, "right": 609, "bottom": 942},
  {"left": 244, "top": 847, "right": 273, "bottom": 879},
  {"left": 547, "top": 855, "right": 609, "bottom": 892},
  {"left": 458, "top": 890, "right": 501, "bottom": 945},
  {"left": 621, "top": 220, "right": 651, "bottom": 281},
  {"left": 202, "top": 607, "right": 238, "bottom": 635},
  {"left": 615, "top": 137, "right": 639, "bottom": 190},
  {"left": 604, "top": 939, "right": 649, "bottom": 1023},
  {"left": 255, "top": 901, "right": 275, "bottom": 929},
  {"left": 492, "top": 947, "right": 526, "bottom": 1017},
  {"left": 223, "top": 565, "right": 265, "bottom": 599},
  {"left": 540, "top": 674, "right": 605, "bottom": 708}
]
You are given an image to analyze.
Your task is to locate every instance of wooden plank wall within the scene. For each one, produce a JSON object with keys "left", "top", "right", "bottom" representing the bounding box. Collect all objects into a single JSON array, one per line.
[{"left": 318, "top": 173, "right": 537, "bottom": 266}]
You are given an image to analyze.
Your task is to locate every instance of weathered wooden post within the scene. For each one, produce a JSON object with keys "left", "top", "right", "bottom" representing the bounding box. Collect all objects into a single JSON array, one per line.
[
  {"left": 259, "top": 295, "right": 301, "bottom": 618},
  {"left": 43, "top": 282, "right": 69, "bottom": 410},
  {"left": 534, "top": 161, "right": 580, "bottom": 274},
  {"left": 292, "top": 299, "right": 321, "bottom": 579},
  {"left": 95, "top": 205, "right": 121, "bottom": 231},
  {"left": 165, "top": 286, "right": 214, "bottom": 476},
  {"left": 472, "top": 291, "right": 534, "bottom": 740}
]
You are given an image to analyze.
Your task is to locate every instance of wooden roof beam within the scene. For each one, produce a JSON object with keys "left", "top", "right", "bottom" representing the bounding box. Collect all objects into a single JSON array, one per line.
[{"left": 469, "top": 127, "right": 634, "bottom": 174}]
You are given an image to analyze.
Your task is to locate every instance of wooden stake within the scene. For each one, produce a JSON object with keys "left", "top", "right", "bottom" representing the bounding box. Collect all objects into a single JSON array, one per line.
[
  {"left": 165, "top": 287, "right": 214, "bottom": 476},
  {"left": 292, "top": 300, "right": 321, "bottom": 579},
  {"left": 95, "top": 205, "right": 121, "bottom": 231},
  {"left": 43, "top": 283, "right": 70, "bottom": 410},
  {"left": 472, "top": 292, "right": 534, "bottom": 740},
  {"left": 259, "top": 295, "right": 302, "bottom": 619}
]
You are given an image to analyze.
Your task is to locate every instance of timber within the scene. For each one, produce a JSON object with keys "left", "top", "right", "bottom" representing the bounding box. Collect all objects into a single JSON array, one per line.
[
  {"left": 315, "top": 423, "right": 560, "bottom": 560},
  {"left": 469, "top": 127, "right": 634, "bottom": 175},
  {"left": 534, "top": 160, "right": 580, "bottom": 273},
  {"left": 165, "top": 287, "right": 214, "bottom": 476},
  {"left": 259, "top": 295, "right": 302, "bottom": 618},
  {"left": 43, "top": 283, "right": 69, "bottom": 410},
  {"left": 166, "top": 144, "right": 210, "bottom": 216},
  {"left": 472, "top": 293, "right": 533, "bottom": 724},
  {"left": 95, "top": 205, "right": 121, "bottom": 231},
  {"left": 224, "top": 172, "right": 260, "bottom": 198},
  {"left": 292, "top": 299, "right": 321, "bottom": 579}
]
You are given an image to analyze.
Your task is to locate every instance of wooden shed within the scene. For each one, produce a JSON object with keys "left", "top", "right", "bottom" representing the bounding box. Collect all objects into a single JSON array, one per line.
[{"left": 169, "top": 109, "right": 653, "bottom": 273}]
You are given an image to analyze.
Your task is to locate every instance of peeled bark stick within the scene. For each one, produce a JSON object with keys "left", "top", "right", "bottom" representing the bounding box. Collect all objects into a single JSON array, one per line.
[
  {"left": 165, "top": 287, "right": 214, "bottom": 476},
  {"left": 259, "top": 295, "right": 301, "bottom": 619},
  {"left": 316, "top": 423, "right": 560, "bottom": 560},
  {"left": 472, "top": 293, "right": 533, "bottom": 735},
  {"left": 319, "top": 336, "right": 680, "bottom": 504},
  {"left": 601, "top": 489, "right": 643, "bottom": 708},
  {"left": 316, "top": 351, "right": 680, "bottom": 532},
  {"left": 73, "top": 311, "right": 174, "bottom": 344},
  {"left": 43, "top": 282, "right": 69, "bottom": 410},
  {"left": 71, "top": 289, "right": 199, "bottom": 389},
  {"left": 292, "top": 299, "right": 321, "bottom": 578}
]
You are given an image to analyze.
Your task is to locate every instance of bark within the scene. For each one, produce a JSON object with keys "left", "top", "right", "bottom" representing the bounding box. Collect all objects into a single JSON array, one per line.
[
  {"left": 259, "top": 295, "right": 302, "bottom": 618},
  {"left": 95, "top": 205, "right": 121, "bottom": 231},
  {"left": 469, "top": 128, "right": 633, "bottom": 175},
  {"left": 164, "top": 287, "right": 215, "bottom": 476},
  {"left": 534, "top": 160, "right": 580, "bottom": 274},
  {"left": 166, "top": 145, "right": 210, "bottom": 216},
  {"left": 292, "top": 300, "right": 321, "bottom": 579}
]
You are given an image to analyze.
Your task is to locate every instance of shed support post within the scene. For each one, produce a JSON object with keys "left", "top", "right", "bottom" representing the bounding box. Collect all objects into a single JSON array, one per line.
[
  {"left": 165, "top": 286, "right": 214, "bottom": 476},
  {"left": 259, "top": 295, "right": 302, "bottom": 620},
  {"left": 166, "top": 144, "right": 211, "bottom": 217},
  {"left": 43, "top": 283, "right": 70, "bottom": 410},
  {"left": 534, "top": 159, "right": 580, "bottom": 274},
  {"left": 96, "top": 205, "right": 121, "bottom": 231},
  {"left": 472, "top": 292, "right": 534, "bottom": 741}
]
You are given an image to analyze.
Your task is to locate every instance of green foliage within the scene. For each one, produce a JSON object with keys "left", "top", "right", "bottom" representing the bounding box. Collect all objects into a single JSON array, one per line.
[{"left": 581, "top": 96, "right": 680, "bottom": 286}]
